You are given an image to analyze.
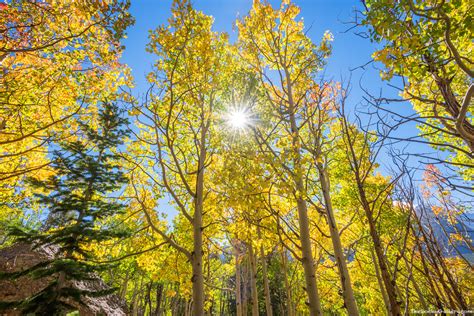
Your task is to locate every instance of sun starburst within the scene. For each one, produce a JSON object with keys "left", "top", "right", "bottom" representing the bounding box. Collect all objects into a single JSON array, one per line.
[{"left": 224, "top": 106, "right": 253, "bottom": 131}]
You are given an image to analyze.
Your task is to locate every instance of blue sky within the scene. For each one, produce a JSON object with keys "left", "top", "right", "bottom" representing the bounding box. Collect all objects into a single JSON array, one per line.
[
  {"left": 121, "top": 0, "right": 417, "bottom": 123},
  {"left": 122, "top": 0, "right": 386, "bottom": 98},
  {"left": 121, "top": 0, "right": 420, "bottom": 153},
  {"left": 120, "top": 1, "right": 430, "bottom": 217}
]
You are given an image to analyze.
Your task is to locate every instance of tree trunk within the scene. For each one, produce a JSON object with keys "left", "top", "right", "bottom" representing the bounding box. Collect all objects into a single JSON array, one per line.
[
  {"left": 413, "top": 214, "right": 468, "bottom": 310},
  {"left": 155, "top": 283, "right": 164, "bottom": 316},
  {"left": 218, "top": 289, "right": 224, "bottom": 316},
  {"left": 317, "top": 162, "right": 359, "bottom": 316},
  {"left": 286, "top": 74, "right": 323, "bottom": 315},
  {"left": 120, "top": 269, "right": 130, "bottom": 300},
  {"left": 259, "top": 242, "right": 273, "bottom": 316},
  {"left": 281, "top": 250, "right": 294, "bottom": 316},
  {"left": 145, "top": 282, "right": 153, "bottom": 316},
  {"left": 340, "top": 111, "right": 401, "bottom": 315},
  {"left": 192, "top": 128, "right": 207, "bottom": 316},
  {"left": 130, "top": 276, "right": 140, "bottom": 315},
  {"left": 236, "top": 253, "right": 243, "bottom": 316},
  {"left": 295, "top": 191, "right": 323, "bottom": 316},
  {"left": 372, "top": 249, "right": 391, "bottom": 314},
  {"left": 364, "top": 195, "right": 401, "bottom": 315},
  {"left": 192, "top": 204, "right": 205, "bottom": 316},
  {"left": 248, "top": 243, "right": 259, "bottom": 316},
  {"left": 243, "top": 256, "right": 249, "bottom": 315},
  {"left": 414, "top": 229, "right": 445, "bottom": 311},
  {"left": 401, "top": 254, "right": 428, "bottom": 311}
]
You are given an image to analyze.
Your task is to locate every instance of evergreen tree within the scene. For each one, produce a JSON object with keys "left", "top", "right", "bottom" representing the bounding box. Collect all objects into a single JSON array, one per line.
[{"left": 0, "top": 102, "right": 129, "bottom": 314}]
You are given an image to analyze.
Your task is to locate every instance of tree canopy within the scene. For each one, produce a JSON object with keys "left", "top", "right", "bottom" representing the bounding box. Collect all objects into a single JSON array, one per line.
[{"left": 0, "top": 1, "right": 472, "bottom": 315}]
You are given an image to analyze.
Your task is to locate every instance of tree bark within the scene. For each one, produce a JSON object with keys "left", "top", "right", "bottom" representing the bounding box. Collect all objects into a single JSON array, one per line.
[
  {"left": 236, "top": 253, "right": 243, "bottom": 316},
  {"left": 249, "top": 243, "right": 259, "bottom": 316},
  {"left": 401, "top": 254, "right": 428, "bottom": 311},
  {"left": 316, "top": 161, "right": 359, "bottom": 316},
  {"left": 259, "top": 238, "right": 273, "bottom": 316},
  {"left": 145, "top": 282, "right": 152, "bottom": 316},
  {"left": 359, "top": 186, "right": 401, "bottom": 316},
  {"left": 120, "top": 269, "right": 130, "bottom": 300},
  {"left": 295, "top": 186, "right": 323, "bottom": 316},
  {"left": 286, "top": 72, "right": 323, "bottom": 316},
  {"left": 130, "top": 276, "right": 139, "bottom": 314},
  {"left": 281, "top": 250, "right": 295, "bottom": 316},
  {"left": 242, "top": 256, "right": 249, "bottom": 315},
  {"left": 412, "top": 213, "right": 468, "bottom": 310},
  {"left": 192, "top": 127, "right": 207, "bottom": 316},
  {"left": 372, "top": 249, "right": 391, "bottom": 314},
  {"left": 342, "top": 119, "right": 402, "bottom": 316},
  {"left": 155, "top": 283, "right": 164, "bottom": 316}
]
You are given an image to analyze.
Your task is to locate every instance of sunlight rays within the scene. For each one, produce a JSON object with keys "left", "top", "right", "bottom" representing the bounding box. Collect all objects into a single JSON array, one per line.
[{"left": 223, "top": 105, "right": 255, "bottom": 134}]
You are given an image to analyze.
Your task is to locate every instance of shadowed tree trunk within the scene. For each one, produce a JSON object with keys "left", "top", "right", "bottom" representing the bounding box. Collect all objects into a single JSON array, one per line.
[{"left": 155, "top": 283, "right": 164, "bottom": 316}]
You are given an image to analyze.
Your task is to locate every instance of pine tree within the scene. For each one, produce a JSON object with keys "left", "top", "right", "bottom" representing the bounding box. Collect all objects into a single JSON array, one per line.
[{"left": 0, "top": 102, "right": 129, "bottom": 314}]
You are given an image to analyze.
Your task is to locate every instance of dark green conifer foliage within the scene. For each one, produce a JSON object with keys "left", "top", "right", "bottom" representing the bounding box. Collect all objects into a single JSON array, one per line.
[{"left": 0, "top": 102, "right": 129, "bottom": 314}]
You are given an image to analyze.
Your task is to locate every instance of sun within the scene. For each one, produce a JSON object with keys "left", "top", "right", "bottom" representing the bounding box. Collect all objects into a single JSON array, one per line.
[{"left": 225, "top": 107, "right": 251, "bottom": 130}]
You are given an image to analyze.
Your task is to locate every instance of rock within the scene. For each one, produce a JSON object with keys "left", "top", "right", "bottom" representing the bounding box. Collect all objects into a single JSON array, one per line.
[{"left": 0, "top": 243, "right": 128, "bottom": 316}]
